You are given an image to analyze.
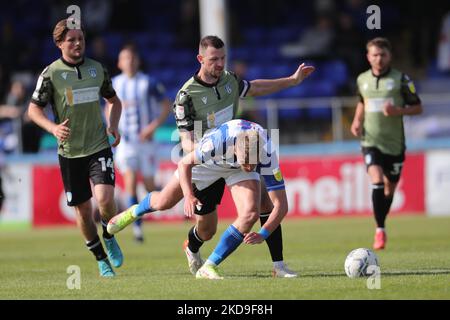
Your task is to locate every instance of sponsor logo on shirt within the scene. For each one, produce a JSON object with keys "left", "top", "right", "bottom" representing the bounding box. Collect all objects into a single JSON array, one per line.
[
  {"left": 206, "top": 104, "right": 234, "bottom": 128},
  {"left": 65, "top": 86, "right": 99, "bottom": 106}
]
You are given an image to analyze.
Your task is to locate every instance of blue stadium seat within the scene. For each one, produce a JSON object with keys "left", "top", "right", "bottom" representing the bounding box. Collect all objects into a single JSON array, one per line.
[
  {"left": 229, "top": 47, "right": 251, "bottom": 62},
  {"left": 322, "top": 60, "right": 349, "bottom": 86},
  {"left": 427, "top": 59, "right": 450, "bottom": 79},
  {"left": 306, "top": 105, "right": 332, "bottom": 120},
  {"left": 243, "top": 27, "right": 266, "bottom": 44}
]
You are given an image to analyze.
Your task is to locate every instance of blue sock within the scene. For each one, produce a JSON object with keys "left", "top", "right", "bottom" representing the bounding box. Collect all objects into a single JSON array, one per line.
[
  {"left": 128, "top": 196, "right": 138, "bottom": 207},
  {"left": 128, "top": 196, "right": 142, "bottom": 226},
  {"left": 208, "top": 225, "right": 244, "bottom": 266},
  {"left": 134, "top": 193, "right": 154, "bottom": 217}
]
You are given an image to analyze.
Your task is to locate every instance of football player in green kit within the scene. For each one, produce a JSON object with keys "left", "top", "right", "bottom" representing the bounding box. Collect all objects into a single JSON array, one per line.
[
  {"left": 351, "top": 37, "right": 422, "bottom": 250},
  {"left": 175, "top": 36, "right": 315, "bottom": 277},
  {"left": 28, "top": 19, "right": 123, "bottom": 277}
]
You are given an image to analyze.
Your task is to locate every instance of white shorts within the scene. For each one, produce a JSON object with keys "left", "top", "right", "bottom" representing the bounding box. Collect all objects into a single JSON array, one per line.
[
  {"left": 175, "top": 163, "right": 260, "bottom": 191},
  {"left": 115, "top": 141, "right": 158, "bottom": 178}
]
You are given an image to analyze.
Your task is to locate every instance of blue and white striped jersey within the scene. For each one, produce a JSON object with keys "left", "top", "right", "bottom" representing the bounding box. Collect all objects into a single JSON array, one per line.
[
  {"left": 194, "top": 119, "right": 285, "bottom": 191},
  {"left": 112, "top": 72, "right": 166, "bottom": 142}
]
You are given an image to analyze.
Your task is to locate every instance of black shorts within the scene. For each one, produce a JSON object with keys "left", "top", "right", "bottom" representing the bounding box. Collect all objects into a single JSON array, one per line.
[
  {"left": 59, "top": 148, "right": 115, "bottom": 207},
  {"left": 362, "top": 146, "right": 405, "bottom": 183},
  {"left": 193, "top": 178, "right": 225, "bottom": 215}
]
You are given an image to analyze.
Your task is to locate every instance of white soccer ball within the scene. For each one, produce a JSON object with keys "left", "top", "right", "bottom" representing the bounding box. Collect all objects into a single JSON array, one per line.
[{"left": 344, "top": 248, "right": 379, "bottom": 278}]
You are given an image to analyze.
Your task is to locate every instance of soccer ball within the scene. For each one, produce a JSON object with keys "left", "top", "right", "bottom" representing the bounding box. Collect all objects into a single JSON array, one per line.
[{"left": 344, "top": 248, "right": 379, "bottom": 278}]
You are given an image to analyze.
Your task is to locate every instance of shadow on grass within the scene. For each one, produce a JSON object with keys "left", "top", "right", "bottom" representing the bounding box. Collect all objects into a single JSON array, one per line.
[{"left": 227, "top": 269, "right": 450, "bottom": 279}]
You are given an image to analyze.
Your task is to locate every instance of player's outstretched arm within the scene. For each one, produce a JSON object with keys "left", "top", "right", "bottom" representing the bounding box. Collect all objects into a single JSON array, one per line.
[{"left": 247, "top": 63, "right": 315, "bottom": 97}]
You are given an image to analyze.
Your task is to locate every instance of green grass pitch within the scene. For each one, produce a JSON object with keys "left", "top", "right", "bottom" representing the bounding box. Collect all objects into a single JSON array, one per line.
[{"left": 0, "top": 215, "right": 449, "bottom": 299}]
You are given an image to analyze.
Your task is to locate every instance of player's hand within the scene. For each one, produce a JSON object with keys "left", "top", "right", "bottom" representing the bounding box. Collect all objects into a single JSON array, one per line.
[
  {"left": 108, "top": 126, "right": 121, "bottom": 147},
  {"left": 184, "top": 194, "right": 202, "bottom": 218},
  {"left": 243, "top": 232, "right": 265, "bottom": 245},
  {"left": 52, "top": 119, "right": 70, "bottom": 142},
  {"left": 350, "top": 119, "right": 362, "bottom": 137},
  {"left": 290, "top": 63, "right": 315, "bottom": 86},
  {"left": 383, "top": 102, "right": 401, "bottom": 116}
]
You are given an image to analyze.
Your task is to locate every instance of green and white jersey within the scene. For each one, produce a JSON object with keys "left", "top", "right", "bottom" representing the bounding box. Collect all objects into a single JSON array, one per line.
[
  {"left": 173, "top": 70, "right": 250, "bottom": 142},
  {"left": 356, "top": 68, "right": 421, "bottom": 155},
  {"left": 31, "top": 57, "right": 116, "bottom": 158}
]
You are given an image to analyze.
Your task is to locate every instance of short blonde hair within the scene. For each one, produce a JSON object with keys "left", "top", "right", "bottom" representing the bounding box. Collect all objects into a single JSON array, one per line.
[{"left": 235, "top": 130, "right": 260, "bottom": 165}]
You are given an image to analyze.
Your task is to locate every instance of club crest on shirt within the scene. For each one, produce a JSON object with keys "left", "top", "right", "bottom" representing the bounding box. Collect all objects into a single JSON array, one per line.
[
  {"left": 61, "top": 72, "right": 68, "bottom": 80},
  {"left": 385, "top": 78, "right": 394, "bottom": 91},
  {"left": 88, "top": 67, "right": 97, "bottom": 78},
  {"left": 201, "top": 96, "right": 208, "bottom": 104},
  {"left": 225, "top": 83, "right": 232, "bottom": 94}
]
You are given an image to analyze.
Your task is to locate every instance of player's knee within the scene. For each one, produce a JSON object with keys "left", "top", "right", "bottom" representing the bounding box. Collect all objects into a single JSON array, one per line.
[
  {"left": 241, "top": 211, "right": 260, "bottom": 229},
  {"left": 96, "top": 194, "right": 113, "bottom": 209},
  {"left": 197, "top": 227, "right": 216, "bottom": 241},
  {"left": 152, "top": 197, "right": 170, "bottom": 211}
]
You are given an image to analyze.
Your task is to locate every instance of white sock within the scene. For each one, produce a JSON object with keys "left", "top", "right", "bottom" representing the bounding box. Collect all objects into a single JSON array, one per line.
[
  {"left": 273, "top": 261, "right": 285, "bottom": 269},
  {"left": 205, "top": 260, "right": 216, "bottom": 267},
  {"left": 376, "top": 227, "right": 385, "bottom": 233}
]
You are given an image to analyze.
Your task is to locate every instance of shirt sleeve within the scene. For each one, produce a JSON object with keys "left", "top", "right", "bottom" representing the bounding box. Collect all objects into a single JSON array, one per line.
[
  {"left": 400, "top": 73, "right": 421, "bottom": 106},
  {"left": 256, "top": 137, "right": 285, "bottom": 191},
  {"left": 100, "top": 65, "right": 117, "bottom": 99},
  {"left": 230, "top": 71, "right": 251, "bottom": 98},
  {"left": 174, "top": 90, "right": 195, "bottom": 131},
  {"left": 30, "top": 66, "right": 53, "bottom": 108}
]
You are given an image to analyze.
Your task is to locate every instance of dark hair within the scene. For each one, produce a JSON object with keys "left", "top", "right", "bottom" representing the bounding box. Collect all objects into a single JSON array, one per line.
[
  {"left": 199, "top": 35, "right": 225, "bottom": 51},
  {"left": 53, "top": 19, "right": 85, "bottom": 46},
  {"left": 366, "top": 37, "right": 392, "bottom": 52},
  {"left": 120, "top": 43, "right": 140, "bottom": 56}
]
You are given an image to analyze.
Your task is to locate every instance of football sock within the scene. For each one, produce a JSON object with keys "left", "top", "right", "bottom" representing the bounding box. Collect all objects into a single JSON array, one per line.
[
  {"left": 273, "top": 261, "right": 285, "bottom": 269},
  {"left": 128, "top": 195, "right": 138, "bottom": 207},
  {"left": 101, "top": 219, "right": 114, "bottom": 239},
  {"left": 384, "top": 195, "right": 394, "bottom": 216},
  {"left": 372, "top": 183, "right": 386, "bottom": 228},
  {"left": 135, "top": 192, "right": 155, "bottom": 217},
  {"left": 208, "top": 225, "right": 243, "bottom": 266},
  {"left": 127, "top": 196, "right": 142, "bottom": 226},
  {"left": 188, "top": 225, "right": 204, "bottom": 253},
  {"left": 86, "top": 235, "right": 107, "bottom": 261},
  {"left": 260, "top": 212, "right": 284, "bottom": 262}
]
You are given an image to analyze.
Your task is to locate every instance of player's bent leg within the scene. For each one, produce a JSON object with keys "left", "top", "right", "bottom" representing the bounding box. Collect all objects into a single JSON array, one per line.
[
  {"left": 94, "top": 184, "right": 124, "bottom": 268},
  {"left": 197, "top": 180, "right": 261, "bottom": 280},
  {"left": 184, "top": 212, "right": 217, "bottom": 275}
]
